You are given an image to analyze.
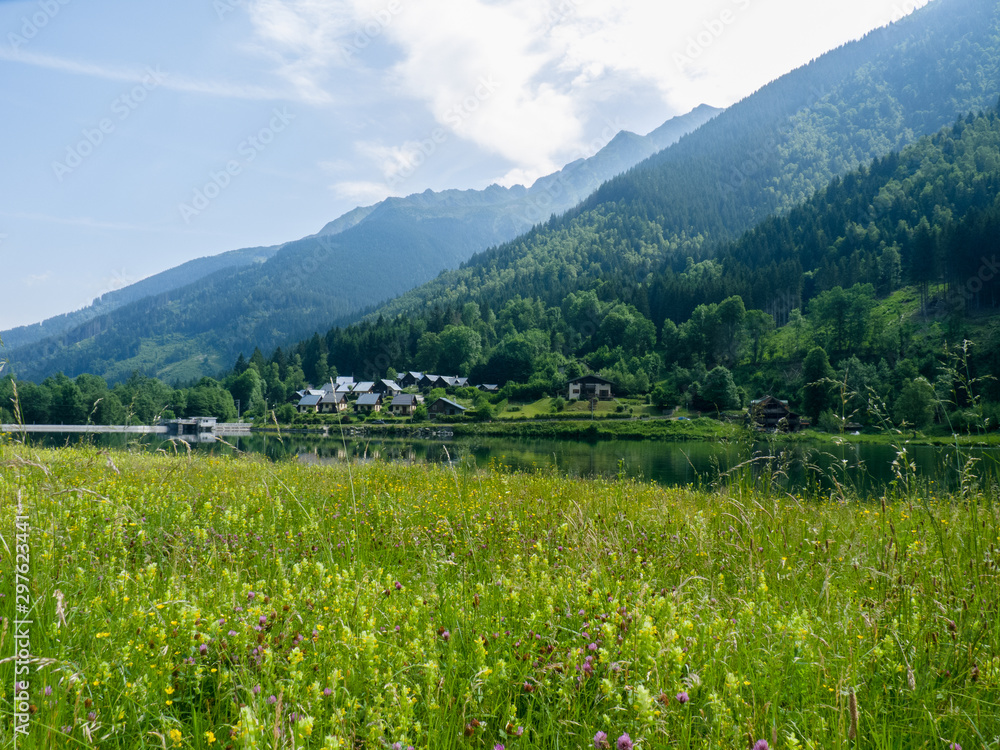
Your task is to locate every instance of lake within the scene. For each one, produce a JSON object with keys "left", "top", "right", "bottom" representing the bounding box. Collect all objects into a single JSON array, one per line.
[{"left": 20, "top": 429, "right": 1000, "bottom": 496}]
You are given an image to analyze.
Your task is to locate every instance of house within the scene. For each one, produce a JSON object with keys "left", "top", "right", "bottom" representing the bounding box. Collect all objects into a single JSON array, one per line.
[
  {"left": 428, "top": 397, "right": 467, "bottom": 417},
  {"left": 319, "top": 391, "right": 349, "bottom": 413},
  {"left": 352, "top": 381, "right": 376, "bottom": 395},
  {"left": 454, "top": 377, "right": 469, "bottom": 388},
  {"left": 373, "top": 379, "right": 403, "bottom": 396},
  {"left": 297, "top": 394, "right": 323, "bottom": 413},
  {"left": 477, "top": 384, "right": 499, "bottom": 393},
  {"left": 335, "top": 383, "right": 354, "bottom": 394},
  {"left": 390, "top": 393, "right": 419, "bottom": 417},
  {"left": 399, "top": 371, "right": 424, "bottom": 388},
  {"left": 354, "top": 393, "right": 383, "bottom": 413},
  {"left": 420, "top": 374, "right": 443, "bottom": 390},
  {"left": 295, "top": 389, "right": 324, "bottom": 400},
  {"left": 336, "top": 376, "right": 355, "bottom": 387},
  {"left": 749, "top": 396, "right": 805, "bottom": 432},
  {"left": 568, "top": 374, "right": 614, "bottom": 401}
]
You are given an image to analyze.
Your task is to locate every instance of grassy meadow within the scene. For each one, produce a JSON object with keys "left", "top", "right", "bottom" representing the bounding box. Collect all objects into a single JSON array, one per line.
[{"left": 1, "top": 438, "right": 999, "bottom": 749}]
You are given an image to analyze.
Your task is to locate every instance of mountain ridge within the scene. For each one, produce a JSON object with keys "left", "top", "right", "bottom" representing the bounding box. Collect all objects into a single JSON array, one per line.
[{"left": 3, "top": 104, "right": 722, "bottom": 383}]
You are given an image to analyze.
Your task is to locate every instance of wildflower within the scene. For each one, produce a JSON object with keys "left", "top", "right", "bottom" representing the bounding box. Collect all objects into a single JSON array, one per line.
[
  {"left": 753, "top": 742, "right": 769, "bottom": 750},
  {"left": 617, "top": 733, "right": 633, "bottom": 750},
  {"left": 87, "top": 711, "right": 97, "bottom": 722},
  {"left": 44, "top": 686, "right": 52, "bottom": 696},
  {"left": 169, "top": 728, "right": 183, "bottom": 745},
  {"left": 676, "top": 691, "right": 689, "bottom": 704},
  {"left": 441, "top": 630, "right": 450, "bottom": 642},
  {"left": 252, "top": 685, "right": 261, "bottom": 695},
  {"left": 949, "top": 745, "right": 961, "bottom": 750},
  {"left": 205, "top": 730, "right": 217, "bottom": 745},
  {"left": 494, "top": 745, "right": 505, "bottom": 750},
  {"left": 594, "top": 731, "right": 610, "bottom": 749},
  {"left": 199, "top": 643, "right": 208, "bottom": 656},
  {"left": 395, "top": 581, "right": 402, "bottom": 590},
  {"left": 267, "top": 695, "right": 277, "bottom": 705},
  {"left": 248, "top": 591, "right": 256, "bottom": 600},
  {"left": 588, "top": 642, "right": 598, "bottom": 651},
  {"left": 323, "top": 688, "right": 333, "bottom": 696}
]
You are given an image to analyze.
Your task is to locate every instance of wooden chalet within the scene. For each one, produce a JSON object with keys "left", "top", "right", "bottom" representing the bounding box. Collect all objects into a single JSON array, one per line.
[
  {"left": 428, "top": 397, "right": 466, "bottom": 417},
  {"left": 354, "top": 393, "right": 383, "bottom": 413},
  {"left": 373, "top": 379, "right": 403, "bottom": 396},
  {"left": 399, "top": 371, "right": 424, "bottom": 388},
  {"left": 568, "top": 374, "right": 614, "bottom": 401},
  {"left": 749, "top": 396, "right": 805, "bottom": 432},
  {"left": 319, "top": 391, "right": 349, "bottom": 413},
  {"left": 390, "top": 393, "right": 419, "bottom": 416},
  {"left": 297, "top": 394, "right": 323, "bottom": 413}
]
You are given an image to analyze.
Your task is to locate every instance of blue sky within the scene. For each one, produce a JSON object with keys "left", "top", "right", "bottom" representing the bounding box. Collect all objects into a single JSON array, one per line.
[{"left": 0, "top": 0, "right": 931, "bottom": 330}]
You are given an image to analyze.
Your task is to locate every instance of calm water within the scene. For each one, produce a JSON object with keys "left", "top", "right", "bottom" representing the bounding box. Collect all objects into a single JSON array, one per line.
[{"left": 23, "top": 430, "right": 1000, "bottom": 495}]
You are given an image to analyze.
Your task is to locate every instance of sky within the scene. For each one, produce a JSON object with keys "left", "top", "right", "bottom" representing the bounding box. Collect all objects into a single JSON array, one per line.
[{"left": 0, "top": 0, "right": 933, "bottom": 331}]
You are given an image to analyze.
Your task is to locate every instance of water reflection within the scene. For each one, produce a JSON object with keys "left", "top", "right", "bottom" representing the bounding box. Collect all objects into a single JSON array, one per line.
[{"left": 21, "top": 430, "right": 1000, "bottom": 495}]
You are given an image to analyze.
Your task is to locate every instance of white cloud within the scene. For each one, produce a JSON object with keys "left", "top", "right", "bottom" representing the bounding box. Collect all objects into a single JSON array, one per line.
[
  {"left": 248, "top": 0, "right": 939, "bottom": 187},
  {"left": 330, "top": 179, "right": 394, "bottom": 204}
]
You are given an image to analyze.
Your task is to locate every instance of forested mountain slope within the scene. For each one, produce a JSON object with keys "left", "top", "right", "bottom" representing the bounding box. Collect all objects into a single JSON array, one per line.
[
  {"left": 290, "top": 105, "right": 1000, "bottom": 418},
  {"left": 0, "top": 244, "right": 280, "bottom": 351},
  {"left": 4, "top": 106, "right": 719, "bottom": 383},
  {"left": 371, "top": 0, "right": 1000, "bottom": 322}
]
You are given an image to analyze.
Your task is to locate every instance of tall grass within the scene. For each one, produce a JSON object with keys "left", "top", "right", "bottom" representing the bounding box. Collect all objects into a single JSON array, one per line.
[{"left": 1, "top": 440, "right": 998, "bottom": 749}]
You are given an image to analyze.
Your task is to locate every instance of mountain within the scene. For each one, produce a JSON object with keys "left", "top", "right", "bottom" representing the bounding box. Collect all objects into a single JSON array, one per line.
[
  {"left": 0, "top": 245, "right": 280, "bottom": 351},
  {"left": 367, "top": 0, "right": 1000, "bottom": 323},
  {"left": 2, "top": 104, "right": 721, "bottom": 384},
  {"left": 304, "top": 102, "right": 1000, "bottom": 414}
]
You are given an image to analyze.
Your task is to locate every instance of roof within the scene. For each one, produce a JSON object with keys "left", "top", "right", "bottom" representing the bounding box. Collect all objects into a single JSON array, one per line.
[
  {"left": 380, "top": 379, "right": 402, "bottom": 389},
  {"left": 335, "top": 384, "right": 353, "bottom": 393},
  {"left": 320, "top": 392, "right": 346, "bottom": 404},
  {"left": 568, "top": 374, "right": 615, "bottom": 385},
  {"left": 391, "top": 394, "right": 419, "bottom": 406},
  {"left": 353, "top": 381, "right": 375, "bottom": 392},
  {"left": 298, "top": 395, "right": 323, "bottom": 406},
  {"left": 407, "top": 371, "right": 423, "bottom": 379},
  {"left": 431, "top": 397, "right": 466, "bottom": 411},
  {"left": 478, "top": 384, "right": 498, "bottom": 391},
  {"left": 750, "top": 396, "right": 789, "bottom": 406},
  {"left": 356, "top": 393, "right": 382, "bottom": 406},
  {"left": 336, "top": 376, "right": 355, "bottom": 385}
]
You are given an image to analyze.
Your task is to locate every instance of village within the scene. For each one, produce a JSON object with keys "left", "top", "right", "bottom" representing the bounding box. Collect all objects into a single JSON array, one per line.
[{"left": 294, "top": 372, "right": 811, "bottom": 431}]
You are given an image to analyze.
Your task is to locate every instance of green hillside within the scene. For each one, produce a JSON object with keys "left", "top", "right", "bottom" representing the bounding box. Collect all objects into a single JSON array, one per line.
[
  {"left": 372, "top": 0, "right": 1000, "bottom": 322},
  {"left": 3, "top": 107, "right": 719, "bottom": 384}
]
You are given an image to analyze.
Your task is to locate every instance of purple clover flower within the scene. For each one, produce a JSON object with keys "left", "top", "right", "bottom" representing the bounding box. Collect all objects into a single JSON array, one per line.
[
  {"left": 199, "top": 643, "right": 208, "bottom": 656},
  {"left": 753, "top": 742, "right": 770, "bottom": 750},
  {"left": 676, "top": 691, "right": 689, "bottom": 704},
  {"left": 594, "top": 731, "right": 610, "bottom": 749},
  {"left": 617, "top": 733, "right": 633, "bottom": 750}
]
